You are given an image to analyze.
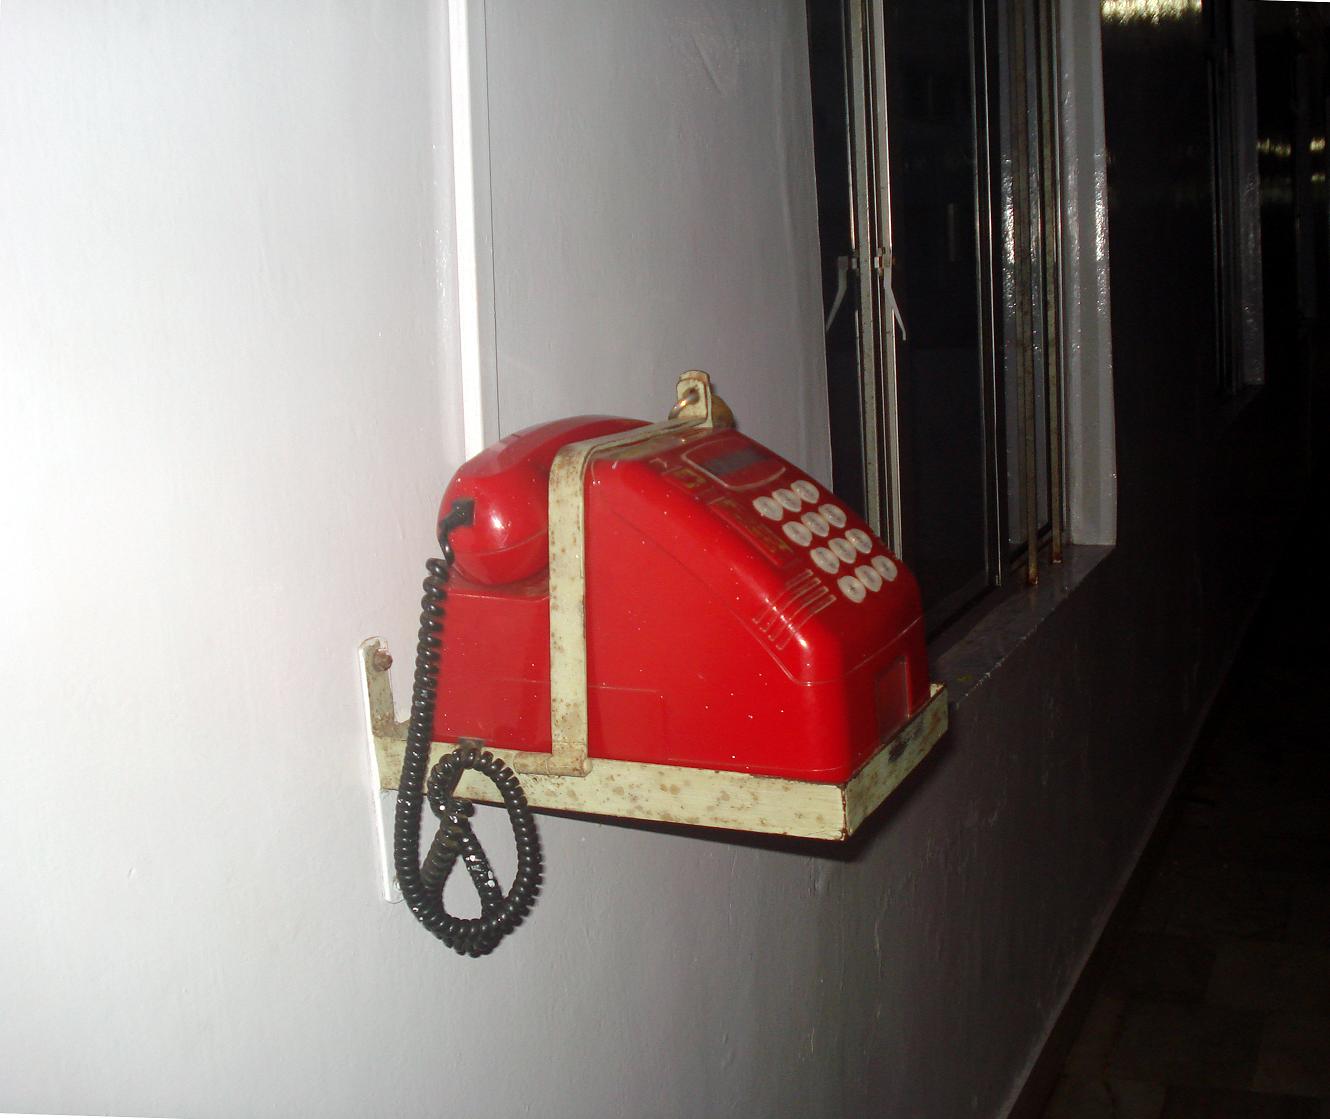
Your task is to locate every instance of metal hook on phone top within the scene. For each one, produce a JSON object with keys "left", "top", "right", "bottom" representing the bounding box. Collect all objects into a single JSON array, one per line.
[
  {"left": 670, "top": 371, "right": 735, "bottom": 430},
  {"left": 667, "top": 388, "right": 701, "bottom": 420}
]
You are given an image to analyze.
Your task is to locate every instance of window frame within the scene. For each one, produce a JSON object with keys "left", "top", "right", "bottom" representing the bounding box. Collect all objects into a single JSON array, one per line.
[{"left": 806, "top": 0, "right": 1118, "bottom": 637}]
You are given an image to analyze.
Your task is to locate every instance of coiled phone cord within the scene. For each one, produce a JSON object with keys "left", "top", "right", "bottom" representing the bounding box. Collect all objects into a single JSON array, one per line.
[{"left": 392, "top": 499, "right": 542, "bottom": 957}]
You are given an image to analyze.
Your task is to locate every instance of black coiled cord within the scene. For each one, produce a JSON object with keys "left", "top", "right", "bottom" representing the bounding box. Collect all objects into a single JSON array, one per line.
[{"left": 392, "top": 499, "right": 542, "bottom": 957}]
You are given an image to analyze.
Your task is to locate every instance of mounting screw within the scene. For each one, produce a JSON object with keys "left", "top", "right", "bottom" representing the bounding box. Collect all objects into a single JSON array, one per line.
[{"left": 372, "top": 648, "right": 393, "bottom": 673}]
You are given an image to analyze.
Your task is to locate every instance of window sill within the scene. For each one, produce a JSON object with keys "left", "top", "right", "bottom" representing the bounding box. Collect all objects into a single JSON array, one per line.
[{"left": 929, "top": 544, "right": 1115, "bottom": 709}]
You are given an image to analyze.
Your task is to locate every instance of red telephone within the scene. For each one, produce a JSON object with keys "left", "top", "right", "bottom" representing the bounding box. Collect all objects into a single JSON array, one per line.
[
  {"left": 384, "top": 372, "right": 941, "bottom": 955},
  {"left": 430, "top": 388, "right": 929, "bottom": 784}
]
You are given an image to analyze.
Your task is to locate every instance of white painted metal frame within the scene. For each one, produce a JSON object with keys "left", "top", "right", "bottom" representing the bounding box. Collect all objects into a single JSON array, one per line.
[
  {"left": 1057, "top": 0, "right": 1118, "bottom": 547},
  {"left": 448, "top": 0, "right": 499, "bottom": 455}
]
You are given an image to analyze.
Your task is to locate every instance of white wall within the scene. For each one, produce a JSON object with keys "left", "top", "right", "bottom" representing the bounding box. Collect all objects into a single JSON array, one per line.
[
  {"left": 0, "top": 2, "right": 457, "bottom": 1113},
  {"left": 484, "top": 0, "right": 831, "bottom": 479},
  {"left": 0, "top": 3, "right": 846, "bottom": 1117}
]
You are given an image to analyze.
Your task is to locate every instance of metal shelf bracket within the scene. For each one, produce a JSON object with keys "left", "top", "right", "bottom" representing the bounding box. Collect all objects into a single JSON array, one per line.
[{"left": 359, "top": 636, "right": 947, "bottom": 842}]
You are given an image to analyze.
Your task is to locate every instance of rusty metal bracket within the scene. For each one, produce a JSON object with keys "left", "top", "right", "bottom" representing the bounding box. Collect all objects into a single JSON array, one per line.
[
  {"left": 360, "top": 636, "right": 947, "bottom": 841},
  {"left": 529, "top": 371, "right": 722, "bottom": 777}
]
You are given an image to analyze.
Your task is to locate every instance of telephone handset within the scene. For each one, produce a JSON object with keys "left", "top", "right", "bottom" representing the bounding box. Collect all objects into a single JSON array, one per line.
[
  {"left": 392, "top": 373, "right": 935, "bottom": 956},
  {"left": 441, "top": 415, "right": 646, "bottom": 585}
]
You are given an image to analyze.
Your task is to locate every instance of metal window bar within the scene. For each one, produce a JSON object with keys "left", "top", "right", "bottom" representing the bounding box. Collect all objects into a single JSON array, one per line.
[
  {"left": 830, "top": 0, "right": 1066, "bottom": 604},
  {"left": 973, "top": 0, "right": 1008, "bottom": 590},
  {"left": 1036, "top": 0, "right": 1066, "bottom": 563},
  {"left": 847, "top": 0, "right": 888, "bottom": 546},
  {"left": 843, "top": 0, "right": 905, "bottom": 555},
  {"left": 868, "top": 0, "right": 905, "bottom": 556},
  {"left": 1006, "top": 0, "right": 1067, "bottom": 586},
  {"left": 1009, "top": 0, "right": 1042, "bottom": 586}
]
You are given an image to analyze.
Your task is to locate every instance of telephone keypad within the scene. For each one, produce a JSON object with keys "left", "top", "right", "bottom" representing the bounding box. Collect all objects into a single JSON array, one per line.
[
  {"left": 829, "top": 538, "right": 857, "bottom": 564},
  {"left": 742, "top": 482, "right": 894, "bottom": 605},
  {"left": 838, "top": 575, "right": 867, "bottom": 603},
  {"left": 855, "top": 564, "right": 883, "bottom": 592},
  {"left": 871, "top": 554, "right": 899, "bottom": 582},
  {"left": 801, "top": 511, "right": 830, "bottom": 537},
  {"left": 811, "top": 546, "right": 840, "bottom": 574},
  {"left": 846, "top": 528, "right": 873, "bottom": 554},
  {"left": 820, "top": 503, "right": 847, "bottom": 528},
  {"left": 783, "top": 521, "right": 813, "bottom": 547}
]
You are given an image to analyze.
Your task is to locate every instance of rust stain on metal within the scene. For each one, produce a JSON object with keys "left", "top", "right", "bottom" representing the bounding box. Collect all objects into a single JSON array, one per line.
[
  {"left": 360, "top": 675, "right": 946, "bottom": 838},
  {"left": 537, "top": 377, "right": 725, "bottom": 780}
]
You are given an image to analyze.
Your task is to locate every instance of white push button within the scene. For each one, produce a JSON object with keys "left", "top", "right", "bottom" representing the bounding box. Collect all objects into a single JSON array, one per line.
[
  {"left": 846, "top": 528, "right": 873, "bottom": 554},
  {"left": 810, "top": 546, "right": 839, "bottom": 574},
  {"left": 820, "top": 503, "right": 847, "bottom": 528},
  {"left": 871, "top": 554, "right": 898, "bottom": 582},
  {"left": 830, "top": 537, "right": 856, "bottom": 564},
  {"left": 774, "top": 487, "right": 802, "bottom": 512},
  {"left": 855, "top": 564, "right": 882, "bottom": 592},
  {"left": 792, "top": 479, "right": 820, "bottom": 503},
  {"left": 801, "top": 511, "right": 830, "bottom": 537},
  {"left": 838, "top": 575, "right": 867, "bottom": 603},
  {"left": 783, "top": 521, "right": 813, "bottom": 547},
  {"left": 753, "top": 495, "right": 783, "bottom": 521}
]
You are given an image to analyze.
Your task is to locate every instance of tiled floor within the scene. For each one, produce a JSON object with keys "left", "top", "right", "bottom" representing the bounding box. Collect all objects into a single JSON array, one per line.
[{"left": 1041, "top": 558, "right": 1330, "bottom": 1118}]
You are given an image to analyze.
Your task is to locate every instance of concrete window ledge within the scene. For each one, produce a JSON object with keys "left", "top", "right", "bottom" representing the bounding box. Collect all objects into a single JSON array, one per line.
[{"left": 932, "top": 544, "right": 1116, "bottom": 708}]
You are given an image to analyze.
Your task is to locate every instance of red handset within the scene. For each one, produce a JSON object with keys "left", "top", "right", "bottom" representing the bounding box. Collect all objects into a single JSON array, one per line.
[{"left": 440, "top": 416, "right": 647, "bottom": 585}]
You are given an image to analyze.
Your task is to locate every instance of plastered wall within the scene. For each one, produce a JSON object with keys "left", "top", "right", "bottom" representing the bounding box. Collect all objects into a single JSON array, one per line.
[
  {"left": 1, "top": 3, "right": 1279, "bottom": 1118},
  {"left": 484, "top": 0, "right": 830, "bottom": 478}
]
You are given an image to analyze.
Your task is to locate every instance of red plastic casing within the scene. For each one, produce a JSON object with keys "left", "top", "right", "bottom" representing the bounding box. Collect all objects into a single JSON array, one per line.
[{"left": 432, "top": 417, "right": 930, "bottom": 784}]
